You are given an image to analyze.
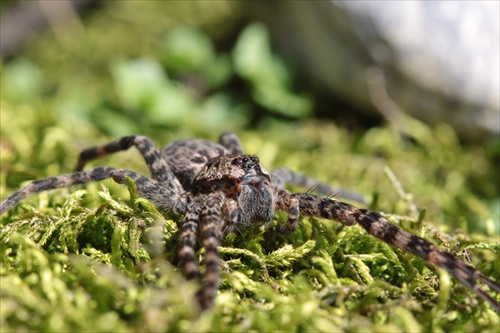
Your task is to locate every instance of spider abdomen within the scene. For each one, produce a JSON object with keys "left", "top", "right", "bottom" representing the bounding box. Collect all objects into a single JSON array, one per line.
[{"left": 163, "top": 139, "right": 229, "bottom": 190}]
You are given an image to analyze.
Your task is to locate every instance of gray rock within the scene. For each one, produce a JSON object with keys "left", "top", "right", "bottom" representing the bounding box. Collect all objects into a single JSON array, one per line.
[{"left": 245, "top": 1, "right": 499, "bottom": 140}]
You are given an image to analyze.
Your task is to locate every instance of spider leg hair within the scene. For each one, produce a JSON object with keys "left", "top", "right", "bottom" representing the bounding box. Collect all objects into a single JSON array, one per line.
[
  {"left": 75, "top": 135, "right": 184, "bottom": 193},
  {"left": 221, "top": 198, "right": 239, "bottom": 237},
  {"left": 0, "top": 167, "right": 186, "bottom": 215},
  {"left": 0, "top": 167, "right": 116, "bottom": 214},
  {"left": 197, "top": 192, "right": 225, "bottom": 310},
  {"left": 178, "top": 192, "right": 234, "bottom": 310},
  {"left": 109, "top": 169, "right": 186, "bottom": 214},
  {"left": 271, "top": 167, "right": 367, "bottom": 204},
  {"left": 285, "top": 192, "right": 500, "bottom": 312},
  {"left": 218, "top": 132, "right": 244, "bottom": 154},
  {"left": 274, "top": 187, "right": 300, "bottom": 233},
  {"left": 178, "top": 195, "right": 206, "bottom": 282}
]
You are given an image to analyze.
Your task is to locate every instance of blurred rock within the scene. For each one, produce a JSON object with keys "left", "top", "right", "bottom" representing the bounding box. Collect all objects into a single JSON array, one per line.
[
  {"left": 0, "top": 0, "right": 100, "bottom": 58},
  {"left": 244, "top": 1, "right": 499, "bottom": 141}
]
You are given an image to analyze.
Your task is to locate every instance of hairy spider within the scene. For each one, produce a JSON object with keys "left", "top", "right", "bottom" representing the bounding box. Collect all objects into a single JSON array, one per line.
[{"left": 1, "top": 132, "right": 499, "bottom": 312}]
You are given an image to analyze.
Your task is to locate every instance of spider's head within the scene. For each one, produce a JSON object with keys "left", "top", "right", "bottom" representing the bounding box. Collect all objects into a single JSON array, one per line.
[
  {"left": 231, "top": 155, "right": 270, "bottom": 183},
  {"left": 195, "top": 154, "right": 271, "bottom": 190},
  {"left": 194, "top": 154, "right": 275, "bottom": 223}
]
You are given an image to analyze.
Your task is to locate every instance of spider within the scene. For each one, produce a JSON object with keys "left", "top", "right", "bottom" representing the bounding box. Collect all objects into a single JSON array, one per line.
[{"left": 1, "top": 132, "right": 499, "bottom": 312}]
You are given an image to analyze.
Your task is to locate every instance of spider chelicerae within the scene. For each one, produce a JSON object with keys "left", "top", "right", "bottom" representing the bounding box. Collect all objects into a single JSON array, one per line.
[{"left": 1, "top": 132, "right": 499, "bottom": 312}]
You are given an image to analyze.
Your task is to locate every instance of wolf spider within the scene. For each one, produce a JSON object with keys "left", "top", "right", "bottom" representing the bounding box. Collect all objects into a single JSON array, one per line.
[{"left": 1, "top": 132, "right": 499, "bottom": 312}]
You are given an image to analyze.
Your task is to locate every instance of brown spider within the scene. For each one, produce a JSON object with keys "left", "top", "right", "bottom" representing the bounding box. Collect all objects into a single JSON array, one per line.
[{"left": 1, "top": 132, "right": 499, "bottom": 312}]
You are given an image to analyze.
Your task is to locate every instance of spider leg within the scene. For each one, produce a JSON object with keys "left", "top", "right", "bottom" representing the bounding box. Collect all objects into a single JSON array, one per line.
[
  {"left": 109, "top": 169, "right": 186, "bottom": 214},
  {"left": 219, "top": 132, "right": 244, "bottom": 154},
  {"left": 274, "top": 187, "right": 300, "bottom": 233},
  {"left": 75, "top": 135, "right": 184, "bottom": 193},
  {"left": 271, "top": 167, "right": 367, "bottom": 204},
  {"left": 221, "top": 198, "right": 239, "bottom": 237},
  {"left": 278, "top": 191, "right": 500, "bottom": 312},
  {"left": 178, "top": 195, "right": 207, "bottom": 283},
  {"left": 197, "top": 191, "right": 225, "bottom": 310},
  {"left": 178, "top": 192, "right": 235, "bottom": 310},
  {"left": 0, "top": 167, "right": 185, "bottom": 215},
  {"left": 0, "top": 167, "right": 116, "bottom": 214}
]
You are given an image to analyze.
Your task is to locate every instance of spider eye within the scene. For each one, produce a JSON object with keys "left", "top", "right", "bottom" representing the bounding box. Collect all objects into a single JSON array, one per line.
[
  {"left": 231, "top": 158, "right": 240, "bottom": 165},
  {"left": 251, "top": 156, "right": 258, "bottom": 163},
  {"left": 242, "top": 157, "right": 249, "bottom": 164}
]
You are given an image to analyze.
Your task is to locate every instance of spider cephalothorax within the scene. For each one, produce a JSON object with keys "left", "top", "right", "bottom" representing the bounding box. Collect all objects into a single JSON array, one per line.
[
  {"left": 195, "top": 154, "right": 275, "bottom": 225},
  {"left": 1, "top": 132, "right": 499, "bottom": 312}
]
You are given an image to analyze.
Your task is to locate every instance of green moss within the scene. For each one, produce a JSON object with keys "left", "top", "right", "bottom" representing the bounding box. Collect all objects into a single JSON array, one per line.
[{"left": 1, "top": 1, "right": 499, "bottom": 331}]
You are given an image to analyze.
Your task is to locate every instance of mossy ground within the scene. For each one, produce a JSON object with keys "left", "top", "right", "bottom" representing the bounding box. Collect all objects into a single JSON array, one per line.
[{"left": 1, "top": 1, "right": 499, "bottom": 332}]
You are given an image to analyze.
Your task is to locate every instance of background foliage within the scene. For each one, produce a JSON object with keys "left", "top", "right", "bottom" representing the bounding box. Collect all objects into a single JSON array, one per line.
[{"left": 1, "top": 1, "right": 498, "bottom": 332}]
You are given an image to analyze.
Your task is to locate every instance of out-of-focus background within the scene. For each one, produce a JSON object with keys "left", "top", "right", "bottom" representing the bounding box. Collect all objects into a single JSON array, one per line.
[
  {"left": 1, "top": 1, "right": 499, "bottom": 140},
  {"left": 1, "top": 1, "right": 499, "bottom": 332}
]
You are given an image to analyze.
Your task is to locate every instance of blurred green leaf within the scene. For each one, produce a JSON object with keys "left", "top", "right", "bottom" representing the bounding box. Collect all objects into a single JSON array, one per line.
[
  {"left": 147, "top": 84, "right": 196, "bottom": 126},
  {"left": 202, "top": 54, "right": 233, "bottom": 88},
  {"left": 1, "top": 59, "right": 43, "bottom": 102},
  {"left": 162, "top": 26, "right": 215, "bottom": 73},
  {"left": 111, "top": 58, "right": 168, "bottom": 110},
  {"left": 233, "top": 23, "right": 313, "bottom": 118}
]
